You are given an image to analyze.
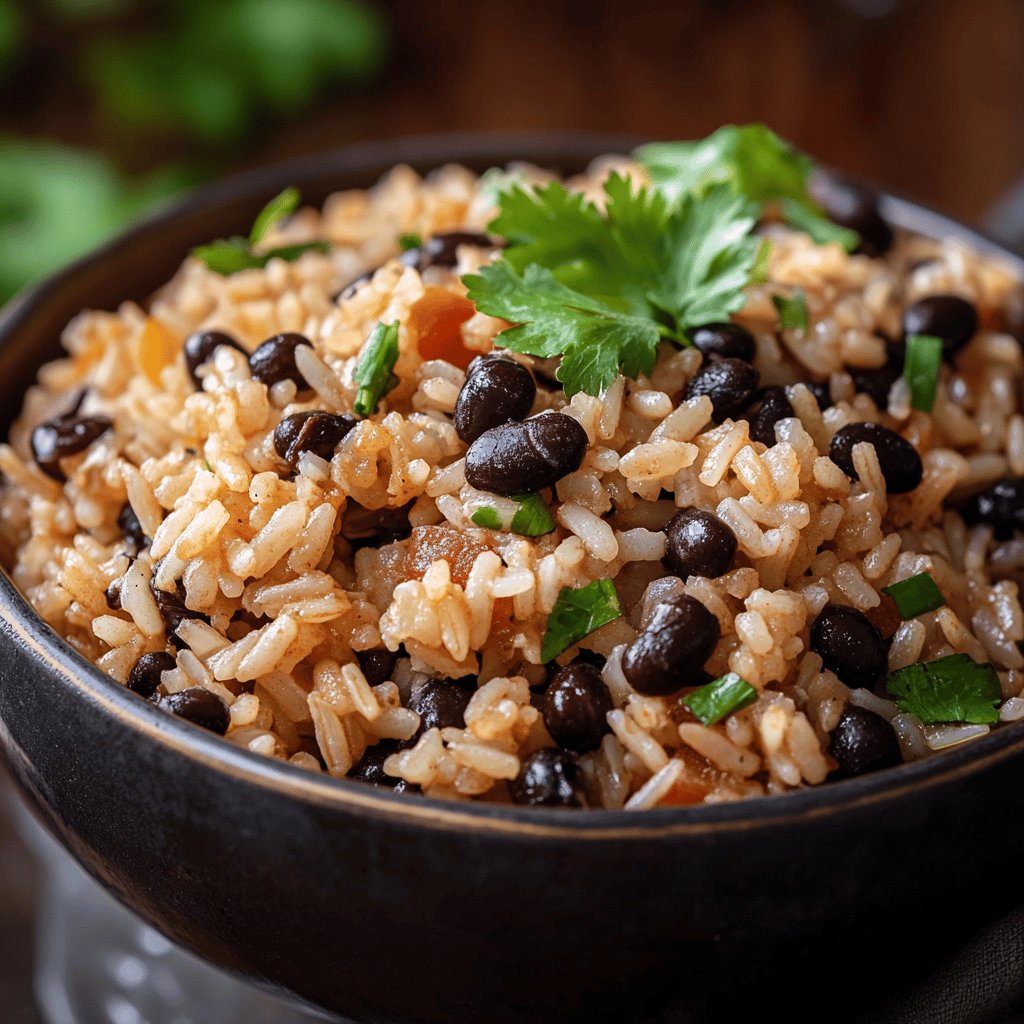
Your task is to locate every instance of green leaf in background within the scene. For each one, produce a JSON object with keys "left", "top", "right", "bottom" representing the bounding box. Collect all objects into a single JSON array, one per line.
[
  {"left": 0, "top": 0, "right": 22, "bottom": 73},
  {"left": 249, "top": 187, "right": 302, "bottom": 245},
  {"left": 0, "top": 138, "right": 193, "bottom": 304}
]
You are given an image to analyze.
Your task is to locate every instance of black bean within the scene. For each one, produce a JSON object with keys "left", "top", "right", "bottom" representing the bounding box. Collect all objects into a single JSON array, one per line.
[
  {"left": 849, "top": 363, "right": 901, "bottom": 409},
  {"left": 30, "top": 414, "right": 112, "bottom": 481},
  {"left": 334, "top": 269, "right": 374, "bottom": 303},
  {"left": 541, "top": 661, "right": 613, "bottom": 754},
  {"left": 807, "top": 380, "right": 832, "bottom": 411},
  {"left": 688, "top": 322, "right": 757, "bottom": 363},
  {"left": 273, "top": 411, "right": 357, "bottom": 469},
  {"left": 183, "top": 330, "right": 248, "bottom": 389},
  {"left": 902, "top": 295, "right": 978, "bottom": 358},
  {"left": 454, "top": 356, "right": 537, "bottom": 444},
  {"left": 157, "top": 687, "right": 230, "bottom": 735},
  {"left": 684, "top": 358, "right": 759, "bottom": 422},
  {"left": 117, "top": 503, "right": 149, "bottom": 555},
  {"left": 829, "top": 705, "right": 902, "bottom": 776},
  {"left": 248, "top": 332, "right": 313, "bottom": 389},
  {"left": 104, "top": 577, "right": 123, "bottom": 610},
  {"left": 150, "top": 577, "right": 209, "bottom": 639},
  {"left": 808, "top": 173, "right": 893, "bottom": 258},
  {"left": 356, "top": 648, "right": 400, "bottom": 687},
  {"left": 961, "top": 477, "right": 1024, "bottom": 540},
  {"left": 126, "top": 651, "right": 176, "bottom": 699},
  {"left": 348, "top": 739, "right": 419, "bottom": 793},
  {"left": 464, "top": 413, "right": 588, "bottom": 496},
  {"left": 749, "top": 386, "right": 794, "bottom": 447},
  {"left": 622, "top": 594, "right": 721, "bottom": 697},
  {"left": 402, "top": 230, "right": 496, "bottom": 272},
  {"left": 663, "top": 508, "right": 737, "bottom": 580},
  {"left": 508, "top": 748, "right": 584, "bottom": 808},
  {"left": 810, "top": 603, "right": 887, "bottom": 689},
  {"left": 829, "top": 422, "right": 923, "bottom": 493},
  {"left": 408, "top": 678, "right": 473, "bottom": 736},
  {"left": 342, "top": 498, "right": 414, "bottom": 549}
]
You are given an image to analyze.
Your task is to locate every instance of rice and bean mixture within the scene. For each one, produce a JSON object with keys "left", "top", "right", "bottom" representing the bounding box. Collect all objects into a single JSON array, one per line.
[{"left": 3, "top": 127, "right": 1024, "bottom": 810}]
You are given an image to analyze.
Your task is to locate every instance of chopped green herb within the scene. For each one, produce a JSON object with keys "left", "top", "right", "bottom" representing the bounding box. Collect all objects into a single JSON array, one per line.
[
  {"left": 192, "top": 187, "right": 329, "bottom": 275},
  {"left": 772, "top": 290, "right": 808, "bottom": 332},
  {"left": 886, "top": 653, "right": 1001, "bottom": 725},
  {"left": 470, "top": 494, "right": 555, "bottom": 537},
  {"left": 749, "top": 238, "right": 772, "bottom": 285},
  {"left": 470, "top": 506, "right": 502, "bottom": 530},
  {"left": 249, "top": 187, "right": 300, "bottom": 245},
  {"left": 540, "top": 578, "right": 622, "bottom": 663},
  {"left": 463, "top": 176, "right": 760, "bottom": 396},
  {"left": 353, "top": 320, "right": 400, "bottom": 416},
  {"left": 882, "top": 572, "right": 946, "bottom": 619},
  {"left": 635, "top": 124, "right": 858, "bottom": 252},
  {"left": 398, "top": 232, "right": 422, "bottom": 252},
  {"left": 201, "top": 458, "right": 213, "bottom": 472},
  {"left": 903, "top": 334, "right": 943, "bottom": 412},
  {"left": 681, "top": 672, "right": 758, "bottom": 726}
]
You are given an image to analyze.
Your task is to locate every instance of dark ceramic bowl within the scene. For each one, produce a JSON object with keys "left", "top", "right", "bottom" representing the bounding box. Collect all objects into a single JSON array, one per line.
[{"left": 1, "top": 134, "right": 1023, "bottom": 1024}]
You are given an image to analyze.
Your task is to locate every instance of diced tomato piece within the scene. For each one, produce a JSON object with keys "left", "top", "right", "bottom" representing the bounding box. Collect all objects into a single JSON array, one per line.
[{"left": 409, "top": 287, "right": 477, "bottom": 369}]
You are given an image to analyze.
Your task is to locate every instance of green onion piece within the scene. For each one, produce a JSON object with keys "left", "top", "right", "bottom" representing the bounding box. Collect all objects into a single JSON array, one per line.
[
  {"left": 510, "top": 494, "right": 556, "bottom": 537},
  {"left": 249, "top": 187, "right": 301, "bottom": 245},
  {"left": 191, "top": 238, "right": 261, "bottom": 275},
  {"left": 882, "top": 572, "right": 946, "bottom": 619},
  {"left": 353, "top": 320, "right": 400, "bottom": 416},
  {"left": 886, "top": 653, "right": 1000, "bottom": 724},
  {"left": 749, "top": 238, "right": 772, "bottom": 285},
  {"left": 540, "top": 579, "right": 622, "bottom": 663},
  {"left": 261, "top": 241, "right": 331, "bottom": 263},
  {"left": 903, "top": 334, "right": 942, "bottom": 412},
  {"left": 470, "top": 506, "right": 502, "bottom": 530},
  {"left": 681, "top": 672, "right": 758, "bottom": 726},
  {"left": 398, "top": 233, "right": 422, "bottom": 252},
  {"left": 772, "top": 290, "right": 808, "bottom": 331}
]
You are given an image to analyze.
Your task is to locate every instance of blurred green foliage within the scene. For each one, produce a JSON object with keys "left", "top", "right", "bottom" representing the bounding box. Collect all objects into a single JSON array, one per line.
[{"left": 0, "top": 0, "right": 389, "bottom": 304}]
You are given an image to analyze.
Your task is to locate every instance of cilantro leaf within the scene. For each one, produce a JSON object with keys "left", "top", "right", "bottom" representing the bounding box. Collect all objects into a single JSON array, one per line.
[
  {"left": 541, "top": 579, "right": 622, "bottom": 663},
  {"left": 249, "top": 187, "right": 300, "bottom": 245},
  {"left": 772, "top": 290, "right": 808, "bottom": 331},
  {"left": 398, "top": 232, "right": 422, "bottom": 252},
  {"left": 681, "top": 672, "right": 758, "bottom": 726},
  {"left": 465, "top": 178, "right": 759, "bottom": 396},
  {"left": 353, "top": 320, "right": 400, "bottom": 416},
  {"left": 635, "top": 124, "right": 858, "bottom": 253},
  {"left": 886, "top": 654, "right": 1001, "bottom": 725}
]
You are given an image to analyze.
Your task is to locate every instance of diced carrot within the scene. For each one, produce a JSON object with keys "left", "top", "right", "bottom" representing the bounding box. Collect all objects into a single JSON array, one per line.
[
  {"left": 660, "top": 779, "right": 711, "bottom": 806},
  {"left": 409, "top": 287, "right": 477, "bottom": 369}
]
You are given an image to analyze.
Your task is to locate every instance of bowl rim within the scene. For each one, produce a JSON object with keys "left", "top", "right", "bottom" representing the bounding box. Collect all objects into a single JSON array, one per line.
[{"left": 2, "top": 129, "right": 1023, "bottom": 839}]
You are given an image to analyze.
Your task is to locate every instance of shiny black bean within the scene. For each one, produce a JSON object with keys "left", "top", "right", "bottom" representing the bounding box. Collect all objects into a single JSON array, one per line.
[
  {"left": 454, "top": 356, "right": 537, "bottom": 444},
  {"left": 118, "top": 503, "right": 149, "bottom": 555},
  {"left": 902, "top": 295, "right": 978, "bottom": 358},
  {"left": 341, "top": 498, "right": 414, "bottom": 549},
  {"left": 688, "top": 322, "right": 756, "bottom": 363},
  {"left": 183, "top": 330, "right": 248, "bottom": 389},
  {"left": 157, "top": 687, "right": 230, "bottom": 735},
  {"left": 829, "top": 422, "right": 923, "bottom": 493},
  {"left": 150, "top": 577, "right": 210, "bottom": 639},
  {"left": 465, "top": 413, "right": 588, "bottom": 496},
  {"left": 810, "top": 603, "right": 887, "bottom": 689},
  {"left": 683, "top": 358, "right": 759, "bottom": 422},
  {"left": 126, "top": 651, "right": 176, "bottom": 699},
  {"left": 807, "top": 381, "right": 832, "bottom": 411},
  {"left": 401, "top": 230, "right": 496, "bottom": 272},
  {"left": 408, "top": 678, "right": 473, "bottom": 736},
  {"left": 31, "top": 414, "right": 112, "bottom": 481},
  {"left": 749, "top": 386, "right": 794, "bottom": 447},
  {"left": 663, "top": 508, "right": 737, "bottom": 580},
  {"left": 541, "top": 661, "right": 613, "bottom": 754},
  {"left": 249, "top": 332, "right": 313, "bottom": 389},
  {"left": 849, "top": 364, "right": 901, "bottom": 409},
  {"left": 348, "top": 739, "right": 419, "bottom": 793},
  {"left": 808, "top": 173, "right": 893, "bottom": 258},
  {"left": 508, "top": 748, "right": 584, "bottom": 808},
  {"left": 829, "top": 704, "right": 902, "bottom": 776},
  {"left": 273, "top": 411, "right": 357, "bottom": 469},
  {"left": 622, "top": 594, "right": 721, "bottom": 697},
  {"left": 961, "top": 477, "right": 1024, "bottom": 540},
  {"left": 356, "top": 648, "right": 400, "bottom": 687}
]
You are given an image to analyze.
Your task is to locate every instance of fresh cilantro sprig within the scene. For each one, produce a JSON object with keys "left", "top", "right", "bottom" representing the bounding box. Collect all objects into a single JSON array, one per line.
[
  {"left": 541, "top": 578, "right": 622, "bottom": 663},
  {"left": 353, "top": 320, "right": 400, "bottom": 416},
  {"left": 463, "top": 176, "right": 760, "bottom": 396},
  {"left": 192, "top": 188, "right": 330, "bottom": 275},
  {"left": 886, "top": 653, "right": 1001, "bottom": 725},
  {"left": 635, "top": 124, "right": 859, "bottom": 252}
]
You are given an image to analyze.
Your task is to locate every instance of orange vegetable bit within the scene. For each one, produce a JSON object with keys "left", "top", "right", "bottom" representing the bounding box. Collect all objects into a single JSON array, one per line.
[
  {"left": 406, "top": 525, "right": 489, "bottom": 586},
  {"left": 409, "top": 286, "right": 477, "bottom": 369}
]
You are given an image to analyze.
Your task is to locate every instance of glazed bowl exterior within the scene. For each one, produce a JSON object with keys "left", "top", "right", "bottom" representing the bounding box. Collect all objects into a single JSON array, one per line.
[{"left": 0, "top": 134, "right": 1022, "bottom": 1024}]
